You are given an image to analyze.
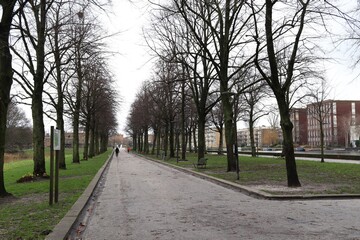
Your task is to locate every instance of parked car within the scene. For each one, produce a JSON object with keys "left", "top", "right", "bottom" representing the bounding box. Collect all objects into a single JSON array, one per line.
[{"left": 295, "top": 147, "right": 305, "bottom": 152}]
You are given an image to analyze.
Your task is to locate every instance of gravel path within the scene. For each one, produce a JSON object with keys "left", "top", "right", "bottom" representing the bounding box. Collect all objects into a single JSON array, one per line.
[{"left": 81, "top": 149, "right": 360, "bottom": 240}]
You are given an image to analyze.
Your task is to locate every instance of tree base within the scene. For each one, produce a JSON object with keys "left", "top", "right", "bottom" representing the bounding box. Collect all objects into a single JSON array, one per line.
[
  {"left": 0, "top": 192, "right": 12, "bottom": 198},
  {"left": 288, "top": 182, "right": 301, "bottom": 188}
]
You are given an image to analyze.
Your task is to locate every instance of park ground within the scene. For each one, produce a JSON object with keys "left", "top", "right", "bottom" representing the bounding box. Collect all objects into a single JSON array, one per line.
[
  {"left": 79, "top": 149, "right": 360, "bottom": 239},
  {"left": 1, "top": 148, "right": 360, "bottom": 239}
]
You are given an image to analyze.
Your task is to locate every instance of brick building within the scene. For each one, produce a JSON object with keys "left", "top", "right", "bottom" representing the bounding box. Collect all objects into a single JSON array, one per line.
[
  {"left": 290, "top": 108, "right": 308, "bottom": 146},
  {"left": 293, "top": 100, "right": 360, "bottom": 148},
  {"left": 45, "top": 132, "right": 86, "bottom": 148}
]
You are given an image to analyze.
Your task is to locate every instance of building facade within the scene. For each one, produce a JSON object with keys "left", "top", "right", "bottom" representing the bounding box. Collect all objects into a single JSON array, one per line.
[
  {"left": 295, "top": 100, "right": 360, "bottom": 148},
  {"left": 290, "top": 108, "right": 308, "bottom": 146},
  {"left": 237, "top": 127, "right": 282, "bottom": 148}
]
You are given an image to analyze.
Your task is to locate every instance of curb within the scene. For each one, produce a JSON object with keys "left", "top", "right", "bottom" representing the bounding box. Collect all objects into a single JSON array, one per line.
[
  {"left": 45, "top": 152, "right": 113, "bottom": 240},
  {"left": 138, "top": 154, "right": 360, "bottom": 201}
]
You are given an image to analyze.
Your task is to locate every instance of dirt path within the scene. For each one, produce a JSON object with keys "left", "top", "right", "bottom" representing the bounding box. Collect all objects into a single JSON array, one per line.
[{"left": 81, "top": 149, "right": 360, "bottom": 239}]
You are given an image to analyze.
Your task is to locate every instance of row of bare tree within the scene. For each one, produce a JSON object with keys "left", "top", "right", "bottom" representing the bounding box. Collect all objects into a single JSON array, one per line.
[
  {"left": 0, "top": 0, "right": 119, "bottom": 197},
  {"left": 127, "top": 1, "right": 359, "bottom": 187},
  {"left": 5, "top": 102, "right": 32, "bottom": 151}
]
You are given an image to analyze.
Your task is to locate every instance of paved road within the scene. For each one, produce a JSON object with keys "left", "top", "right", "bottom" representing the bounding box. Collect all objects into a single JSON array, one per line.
[{"left": 81, "top": 149, "right": 360, "bottom": 240}]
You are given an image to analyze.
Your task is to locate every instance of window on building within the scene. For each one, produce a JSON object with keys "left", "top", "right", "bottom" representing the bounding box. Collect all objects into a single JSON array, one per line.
[{"left": 352, "top": 102, "right": 356, "bottom": 115}]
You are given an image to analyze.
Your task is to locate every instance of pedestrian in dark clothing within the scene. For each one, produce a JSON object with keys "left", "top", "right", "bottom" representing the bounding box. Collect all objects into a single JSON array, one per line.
[{"left": 115, "top": 147, "right": 119, "bottom": 157}]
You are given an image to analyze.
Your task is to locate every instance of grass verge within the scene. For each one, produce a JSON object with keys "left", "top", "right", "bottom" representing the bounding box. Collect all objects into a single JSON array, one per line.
[
  {"left": 144, "top": 153, "right": 360, "bottom": 196},
  {"left": 0, "top": 149, "right": 111, "bottom": 240}
]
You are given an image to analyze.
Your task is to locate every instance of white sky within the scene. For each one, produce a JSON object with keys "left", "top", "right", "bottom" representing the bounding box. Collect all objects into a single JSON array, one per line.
[
  {"left": 16, "top": 1, "right": 360, "bottom": 135},
  {"left": 105, "top": 2, "right": 360, "bottom": 135},
  {"left": 101, "top": 1, "right": 154, "bottom": 135}
]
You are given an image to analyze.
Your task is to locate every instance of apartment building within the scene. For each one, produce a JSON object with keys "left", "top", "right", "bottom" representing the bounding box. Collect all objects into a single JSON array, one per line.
[
  {"left": 292, "top": 100, "right": 360, "bottom": 148},
  {"left": 290, "top": 108, "right": 308, "bottom": 145},
  {"left": 237, "top": 126, "right": 282, "bottom": 147}
]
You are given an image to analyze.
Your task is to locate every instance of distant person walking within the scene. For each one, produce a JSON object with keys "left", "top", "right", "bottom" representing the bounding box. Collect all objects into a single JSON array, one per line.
[
  {"left": 115, "top": 146, "right": 120, "bottom": 157},
  {"left": 127, "top": 147, "right": 130, "bottom": 153}
]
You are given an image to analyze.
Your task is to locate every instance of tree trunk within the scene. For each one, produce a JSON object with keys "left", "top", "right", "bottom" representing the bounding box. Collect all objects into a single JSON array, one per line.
[
  {"left": 0, "top": 0, "right": 16, "bottom": 196},
  {"left": 249, "top": 119, "right": 256, "bottom": 157},
  {"left": 56, "top": 87, "right": 66, "bottom": 168},
  {"left": 220, "top": 0, "right": 236, "bottom": 172},
  {"left": 218, "top": 126, "right": 224, "bottom": 155},
  {"left": 58, "top": 125, "right": 66, "bottom": 169},
  {"left": 278, "top": 100, "right": 301, "bottom": 187},
  {"left": 132, "top": 132, "right": 137, "bottom": 151},
  {"left": 72, "top": 18, "right": 84, "bottom": 163},
  {"left": 260, "top": 0, "right": 302, "bottom": 187},
  {"left": 151, "top": 128, "right": 159, "bottom": 157},
  {"left": 95, "top": 128, "right": 99, "bottom": 156},
  {"left": 222, "top": 93, "right": 236, "bottom": 171},
  {"left": 88, "top": 127, "right": 95, "bottom": 158},
  {"left": 192, "top": 125, "right": 197, "bottom": 153},
  {"left": 188, "top": 127, "right": 192, "bottom": 153},
  {"left": 181, "top": 131, "right": 186, "bottom": 160},
  {"left": 181, "top": 73, "right": 186, "bottom": 160},
  {"left": 83, "top": 121, "right": 90, "bottom": 160},
  {"left": 164, "top": 123, "right": 169, "bottom": 158},
  {"left": 32, "top": 0, "right": 47, "bottom": 176},
  {"left": 138, "top": 132, "right": 142, "bottom": 152},
  {"left": 53, "top": 20, "right": 66, "bottom": 169},
  {"left": 100, "top": 133, "right": 108, "bottom": 153},
  {"left": 32, "top": 93, "right": 46, "bottom": 176},
  {"left": 320, "top": 121, "right": 325, "bottom": 163},
  {"left": 144, "top": 126, "right": 149, "bottom": 154},
  {"left": 184, "top": 129, "right": 188, "bottom": 155},
  {"left": 156, "top": 128, "right": 161, "bottom": 157},
  {"left": 72, "top": 112, "right": 80, "bottom": 163},
  {"left": 197, "top": 117, "right": 206, "bottom": 160},
  {"left": 169, "top": 121, "right": 175, "bottom": 158}
]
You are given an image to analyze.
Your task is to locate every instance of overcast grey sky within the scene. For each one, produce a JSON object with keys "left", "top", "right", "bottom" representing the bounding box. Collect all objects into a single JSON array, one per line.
[
  {"left": 102, "top": 0, "right": 153, "bottom": 135},
  {"left": 15, "top": 1, "right": 355, "bottom": 135},
  {"left": 105, "top": 1, "right": 360, "bottom": 135}
]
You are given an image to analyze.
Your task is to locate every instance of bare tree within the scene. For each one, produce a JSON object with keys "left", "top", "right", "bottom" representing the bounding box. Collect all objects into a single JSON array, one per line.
[
  {"left": 79, "top": 57, "right": 114, "bottom": 159},
  {"left": 131, "top": 82, "right": 152, "bottom": 154},
  {"left": 11, "top": 0, "right": 53, "bottom": 177},
  {"left": 252, "top": 0, "right": 334, "bottom": 187},
  {"left": 241, "top": 77, "right": 269, "bottom": 157},
  {"left": 338, "top": 114, "right": 352, "bottom": 148},
  {"left": 45, "top": 0, "right": 77, "bottom": 169},
  {"left": 146, "top": 6, "right": 218, "bottom": 161},
  {"left": 5, "top": 101, "right": 32, "bottom": 152},
  {"left": 306, "top": 80, "right": 332, "bottom": 162},
  {"left": 267, "top": 109, "right": 280, "bottom": 129},
  {"left": 6, "top": 101, "right": 29, "bottom": 129},
  {"left": 155, "top": 0, "right": 256, "bottom": 171},
  {"left": 0, "top": 0, "right": 17, "bottom": 197},
  {"left": 65, "top": 3, "right": 104, "bottom": 163},
  {"left": 209, "top": 102, "right": 225, "bottom": 155},
  {"left": 145, "top": 80, "right": 164, "bottom": 156},
  {"left": 96, "top": 98, "right": 118, "bottom": 153}
]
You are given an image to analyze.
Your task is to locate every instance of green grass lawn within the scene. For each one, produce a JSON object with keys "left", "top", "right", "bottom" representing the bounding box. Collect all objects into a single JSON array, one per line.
[
  {"left": 0, "top": 149, "right": 111, "bottom": 240},
  {"left": 147, "top": 153, "right": 360, "bottom": 195}
]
